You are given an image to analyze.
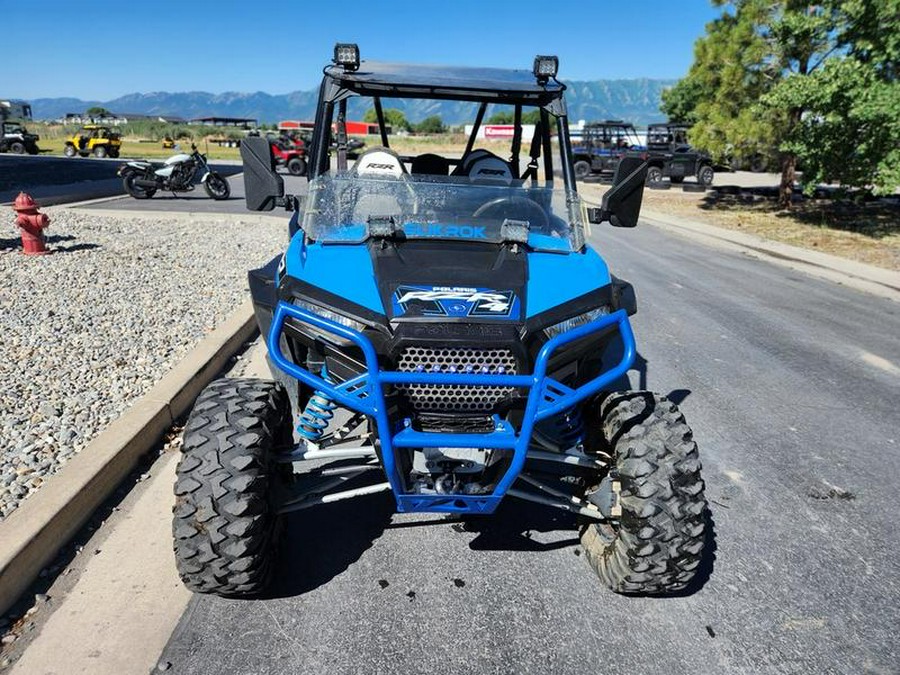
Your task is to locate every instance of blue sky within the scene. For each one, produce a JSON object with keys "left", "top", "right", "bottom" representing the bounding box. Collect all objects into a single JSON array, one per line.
[{"left": 7, "top": 0, "right": 720, "bottom": 100}]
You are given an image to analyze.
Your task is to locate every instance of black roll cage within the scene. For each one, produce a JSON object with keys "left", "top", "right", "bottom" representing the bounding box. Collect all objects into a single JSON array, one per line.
[{"left": 307, "top": 64, "right": 579, "bottom": 194}]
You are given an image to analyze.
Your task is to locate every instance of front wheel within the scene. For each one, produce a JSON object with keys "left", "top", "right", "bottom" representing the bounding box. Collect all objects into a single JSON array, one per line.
[
  {"left": 574, "top": 160, "right": 591, "bottom": 180},
  {"left": 646, "top": 166, "right": 664, "bottom": 184},
  {"left": 122, "top": 173, "right": 156, "bottom": 199},
  {"left": 94, "top": 145, "right": 107, "bottom": 159},
  {"left": 10, "top": 141, "right": 25, "bottom": 154},
  {"left": 697, "top": 165, "right": 715, "bottom": 187},
  {"left": 580, "top": 392, "right": 707, "bottom": 595},
  {"left": 204, "top": 172, "right": 231, "bottom": 200},
  {"left": 287, "top": 157, "right": 306, "bottom": 176},
  {"left": 173, "top": 378, "right": 292, "bottom": 596}
]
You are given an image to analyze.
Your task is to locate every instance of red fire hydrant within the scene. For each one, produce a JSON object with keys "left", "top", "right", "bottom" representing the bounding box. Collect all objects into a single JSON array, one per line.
[{"left": 13, "top": 192, "right": 50, "bottom": 255}]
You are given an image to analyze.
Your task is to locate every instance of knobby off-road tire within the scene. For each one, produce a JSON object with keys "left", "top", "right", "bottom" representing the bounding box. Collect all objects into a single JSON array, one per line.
[
  {"left": 173, "top": 378, "right": 292, "bottom": 596},
  {"left": 581, "top": 391, "right": 707, "bottom": 595}
]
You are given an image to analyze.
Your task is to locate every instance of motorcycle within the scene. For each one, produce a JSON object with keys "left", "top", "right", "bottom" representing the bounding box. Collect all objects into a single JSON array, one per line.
[{"left": 118, "top": 144, "right": 231, "bottom": 200}]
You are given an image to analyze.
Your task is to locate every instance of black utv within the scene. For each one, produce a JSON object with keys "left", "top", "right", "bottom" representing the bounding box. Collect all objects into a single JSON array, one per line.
[
  {"left": 0, "top": 121, "right": 40, "bottom": 154},
  {"left": 645, "top": 122, "right": 714, "bottom": 187}
]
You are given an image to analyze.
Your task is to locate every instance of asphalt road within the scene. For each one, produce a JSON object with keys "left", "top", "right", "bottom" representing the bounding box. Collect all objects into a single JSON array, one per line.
[
  {"left": 156, "top": 215, "right": 899, "bottom": 674},
  {"left": 0, "top": 154, "right": 244, "bottom": 204},
  {"left": 0, "top": 154, "right": 121, "bottom": 200},
  {"left": 83, "top": 171, "right": 305, "bottom": 215}
]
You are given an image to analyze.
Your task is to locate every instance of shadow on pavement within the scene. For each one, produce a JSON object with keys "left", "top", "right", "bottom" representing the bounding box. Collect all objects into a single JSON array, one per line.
[
  {"left": 458, "top": 498, "right": 580, "bottom": 552},
  {"left": 266, "top": 487, "right": 395, "bottom": 599}
]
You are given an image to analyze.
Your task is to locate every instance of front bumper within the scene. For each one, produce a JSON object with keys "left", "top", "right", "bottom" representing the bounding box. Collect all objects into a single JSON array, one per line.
[{"left": 268, "top": 301, "right": 636, "bottom": 515}]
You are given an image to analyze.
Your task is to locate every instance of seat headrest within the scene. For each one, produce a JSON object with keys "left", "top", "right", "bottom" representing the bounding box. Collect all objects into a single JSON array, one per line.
[
  {"left": 467, "top": 156, "right": 514, "bottom": 184},
  {"left": 352, "top": 147, "right": 406, "bottom": 178}
]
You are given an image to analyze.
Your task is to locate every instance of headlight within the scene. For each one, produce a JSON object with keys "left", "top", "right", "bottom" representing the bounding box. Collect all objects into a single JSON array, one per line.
[
  {"left": 292, "top": 298, "right": 365, "bottom": 333},
  {"left": 543, "top": 305, "right": 611, "bottom": 339}
]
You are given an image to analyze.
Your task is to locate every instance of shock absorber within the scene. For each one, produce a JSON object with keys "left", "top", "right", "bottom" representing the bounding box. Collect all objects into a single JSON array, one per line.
[{"left": 297, "top": 364, "right": 337, "bottom": 443}]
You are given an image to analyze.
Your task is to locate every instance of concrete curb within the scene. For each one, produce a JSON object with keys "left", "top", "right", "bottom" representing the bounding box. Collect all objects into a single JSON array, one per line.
[
  {"left": 640, "top": 208, "right": 900, "bottom": 302},
  {"left": 0, "top": 299, "right": 257, "bottom": 616}
]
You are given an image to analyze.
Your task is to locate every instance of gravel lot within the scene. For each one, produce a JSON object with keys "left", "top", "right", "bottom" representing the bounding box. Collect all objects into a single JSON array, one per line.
[{"left": 0, "top": 207, "right": 285, "bottom": 518}]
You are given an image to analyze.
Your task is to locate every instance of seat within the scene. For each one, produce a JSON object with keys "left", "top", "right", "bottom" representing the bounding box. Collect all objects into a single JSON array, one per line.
[
  {"left": 411, "top": 153, "right": 450, "bottom": 176},
  {"left": 351, "top": 146, "right": 407, "bottom": 178},
  {"left": 452, "top": 149, "right": 514, "bottom": 184},
  {"left": 466, "top": 155, "right": 514, "bottom": 184}
]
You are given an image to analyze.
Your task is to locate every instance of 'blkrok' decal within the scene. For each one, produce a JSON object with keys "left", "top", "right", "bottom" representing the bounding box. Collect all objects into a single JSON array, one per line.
[{"left": 392, "top": 285, "right": 520, "bottom": 320}]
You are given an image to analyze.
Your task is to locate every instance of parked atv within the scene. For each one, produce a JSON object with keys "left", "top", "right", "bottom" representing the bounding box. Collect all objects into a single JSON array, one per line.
[
  {"left": 270, "top": 135, "right": 307, "bottom": 175},
  {"left": 172, "top": 46, "right": 708, "bottom": 598},
  {"left": 64, "top": 125, "right": 121, "bottom": 158},
  {"left": 118, "top": 144, "right": 230, "bottom": 199},
  {"left": 0, "top": 121, "right": 40, "bottom": 154}
]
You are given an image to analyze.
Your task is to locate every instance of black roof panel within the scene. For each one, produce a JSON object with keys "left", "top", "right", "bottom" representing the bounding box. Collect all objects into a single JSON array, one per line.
[{"left": 324, "top": 61, "right": 565, "bottom": 101}]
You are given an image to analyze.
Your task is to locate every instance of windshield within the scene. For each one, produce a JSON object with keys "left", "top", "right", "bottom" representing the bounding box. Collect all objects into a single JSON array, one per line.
[{"left": 302, "top": 173, "right": 583, "bottom": 252}]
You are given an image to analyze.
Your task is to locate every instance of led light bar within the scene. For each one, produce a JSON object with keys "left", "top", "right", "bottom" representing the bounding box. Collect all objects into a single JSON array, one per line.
[
  {"left": 533, "top": 55, "right": 559, "bottom": 83},
  {"left": 334, "top": 43, "right": 360, "bottom": 71}
]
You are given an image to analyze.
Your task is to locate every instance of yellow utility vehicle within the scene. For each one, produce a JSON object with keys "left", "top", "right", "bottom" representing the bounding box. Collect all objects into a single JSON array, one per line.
[{"left": 64, "top": 125, "right": 122, "bottom": 158}]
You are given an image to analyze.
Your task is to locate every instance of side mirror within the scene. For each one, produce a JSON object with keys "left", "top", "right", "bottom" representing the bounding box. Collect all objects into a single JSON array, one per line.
[
  {"left": 587, "top": 154, "right": 648, "bottom": 228},
  {"left": 240, "top": 136, "right": 285, "bottom": 211}
]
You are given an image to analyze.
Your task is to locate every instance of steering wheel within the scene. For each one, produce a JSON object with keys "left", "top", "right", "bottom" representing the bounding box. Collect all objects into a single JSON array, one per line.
[{"left": 472, "top": 196, "right": 550, "bottom": 232}]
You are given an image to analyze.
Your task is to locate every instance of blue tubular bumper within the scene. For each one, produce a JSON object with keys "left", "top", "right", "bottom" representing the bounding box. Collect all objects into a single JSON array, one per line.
[{"left": 267, "top": 301, "right": 636, "bottom": 515}]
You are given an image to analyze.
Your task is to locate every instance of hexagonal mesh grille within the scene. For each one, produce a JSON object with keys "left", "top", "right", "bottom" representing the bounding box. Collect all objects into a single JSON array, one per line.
[{"left": 397, "top": 347, "right": 517, "bottom": 412}]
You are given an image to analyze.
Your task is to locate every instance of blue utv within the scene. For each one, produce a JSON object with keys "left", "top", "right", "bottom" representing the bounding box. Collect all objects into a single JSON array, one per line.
[{"left": 172, "top": 45, "right": 708, "bottom": 597}]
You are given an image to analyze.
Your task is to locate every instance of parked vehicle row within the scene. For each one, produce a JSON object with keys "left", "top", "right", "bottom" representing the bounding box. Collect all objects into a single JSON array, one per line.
[{"left": 573, "top": 119, "right": 716, "bottom": 187}]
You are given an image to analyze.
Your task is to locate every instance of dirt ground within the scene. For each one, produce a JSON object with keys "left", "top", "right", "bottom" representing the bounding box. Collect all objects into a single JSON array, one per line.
[{"left": 636, "top": 187, "right": 900, "bottom": 271}]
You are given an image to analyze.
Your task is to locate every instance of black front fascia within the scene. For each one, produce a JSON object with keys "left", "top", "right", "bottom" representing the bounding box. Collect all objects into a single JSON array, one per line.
[
  {"left": 277, "top": 275, "right": 390, "bottom": 333},
  {"left": 524, "top": 286, "right": 614, "bottom": 335},
  {"left": 369, "top": 239, "right": 527, "bottom": 324}
]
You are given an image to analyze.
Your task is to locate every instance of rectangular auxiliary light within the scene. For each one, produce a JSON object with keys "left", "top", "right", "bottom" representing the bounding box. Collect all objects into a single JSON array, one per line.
[
  {"left": 533, "top": 55, "right": 559, "bottom": 83},
  {"left": 334, "top": 43, "right": 360, "bottom": 71}
]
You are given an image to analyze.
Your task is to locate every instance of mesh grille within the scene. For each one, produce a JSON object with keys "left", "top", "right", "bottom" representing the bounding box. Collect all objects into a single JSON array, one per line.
[{"left": 397, "top": 347, "right": 517, "bottom": 412}]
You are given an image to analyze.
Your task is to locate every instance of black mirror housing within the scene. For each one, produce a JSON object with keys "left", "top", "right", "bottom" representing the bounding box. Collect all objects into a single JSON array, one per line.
[
  {"left": 602, "top": 154, "right": 647, "bottom": 228},
  {"left": 593, "top": 154, "right": 648, "bottom": 228},
  {"left": 240, "top": 136, "right": 284, "bottom": 211}
]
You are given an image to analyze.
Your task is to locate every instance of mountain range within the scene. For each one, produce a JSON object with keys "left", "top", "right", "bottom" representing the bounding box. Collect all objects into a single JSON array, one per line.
[{"left": 30, "top": 79, "right": 675, "bottom": 126}]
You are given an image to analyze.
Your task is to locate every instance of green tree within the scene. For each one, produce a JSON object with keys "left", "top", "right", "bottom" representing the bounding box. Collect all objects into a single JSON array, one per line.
[
  {"left": 668, "top": 0, "right": 900, "bottom": 206},
  {"left": 86, "top": 106, "right": 111, "bottom": 117},
  {"left": 413, "top": 115, "right": 446, "bottom": 134},
  {"left": 764, "top": 0, "right": 900, "bottom": 194},
  {"left": 486, "top": 109, "right": 544, "bottom": 125},
  {"left": 487, "top": 110, "right": 514, "bottom": 124},
  {"left": 363, "top": 107, "right": 411, "bottom": 132}
]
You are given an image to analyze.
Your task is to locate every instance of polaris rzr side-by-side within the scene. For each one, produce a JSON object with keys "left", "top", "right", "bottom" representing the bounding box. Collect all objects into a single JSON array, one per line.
[{"left": 172, "top": 45, "right": 708, "bottom": 597}]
